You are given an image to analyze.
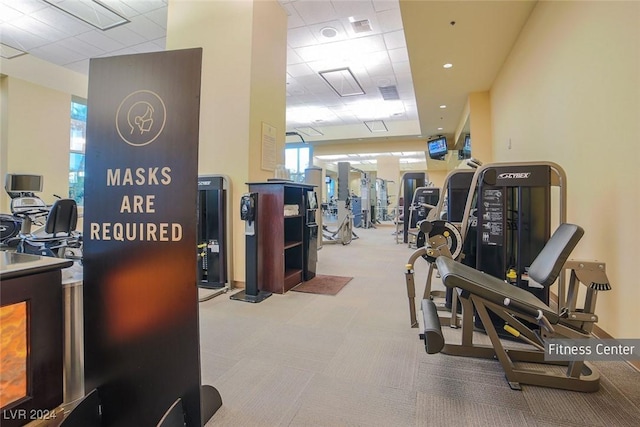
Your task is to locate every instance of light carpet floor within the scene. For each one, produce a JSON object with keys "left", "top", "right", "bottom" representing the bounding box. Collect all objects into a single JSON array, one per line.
[{"left": 200, "top": 224, "right": 640, "bottom": 427}]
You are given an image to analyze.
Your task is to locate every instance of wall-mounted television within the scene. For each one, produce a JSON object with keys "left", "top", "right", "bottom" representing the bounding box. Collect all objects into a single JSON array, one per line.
[
  {"left": 427, "top": 136, "right": 448, "bottom": 160},
  {"left": 5, "top": 174, "right": 43, "bottom": 193}
]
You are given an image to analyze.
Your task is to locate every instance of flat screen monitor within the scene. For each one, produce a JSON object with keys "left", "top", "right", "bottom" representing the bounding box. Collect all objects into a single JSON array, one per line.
[
  {"left": 5, "top": 174, "right": 43, "bottom": 192},
  {"left": 427, "top": 137, "right": 448, "bottom": 160}
]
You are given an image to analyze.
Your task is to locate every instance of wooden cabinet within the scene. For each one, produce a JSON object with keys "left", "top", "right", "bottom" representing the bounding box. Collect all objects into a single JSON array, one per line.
[{"left": 247, "top": 181, "right": 315, "bottom": 294}]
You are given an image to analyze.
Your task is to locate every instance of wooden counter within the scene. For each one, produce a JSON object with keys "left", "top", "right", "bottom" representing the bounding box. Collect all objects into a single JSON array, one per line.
[{"left": 1, "top": 252, "right": 72, "bottom": 427}]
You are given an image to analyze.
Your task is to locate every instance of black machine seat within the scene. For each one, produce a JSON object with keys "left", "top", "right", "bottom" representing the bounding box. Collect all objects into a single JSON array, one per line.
[
  {"left": 44, "top": 198, "right": 78, "bottom": 236},
  {"left": 436, "top": 223, "right": 585, "bottom": 325},
  {"left": 436, "top": 256, "right": 560, "bottom": 324},
  {"left": 528, "top": 223, "right": 584, "bottom": 286},
  {"left": 24, "top": 198, "right": 78, "bottom": 242},
  {"left": 18, "top": 198, "right": 80, "bottom": 259}
]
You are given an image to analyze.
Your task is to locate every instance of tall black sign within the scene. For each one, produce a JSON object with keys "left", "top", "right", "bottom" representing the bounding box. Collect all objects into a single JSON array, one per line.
[{"left": 84, "top": 49, "right": 205, "bottom": 426}]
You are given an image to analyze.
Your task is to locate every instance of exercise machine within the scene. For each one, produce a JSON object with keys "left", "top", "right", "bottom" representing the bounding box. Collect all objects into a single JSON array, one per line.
[
  {"left": 197, "top": 175, "right": 232, "bottom": 301},
  {"left": 394, "top": 172, "right": 426, "bottom": 244},
  {"left": 322, "top": 161, "right": 359, "bottom": 245},
  {"left": 422, "top": 223, "right": 611, "bottom": 392},
  {"left": 375, "top": 178, "right": 391, "bottom": 222},
  {"left": 404, "top": 166, "right": 477, "bottom": 327},
  {"left": 322, "top": 197, "right": 358, "bottom": 245},
  {"left": 4, "top": 173, "right": 82, "bottom": 259},
  {"left": 406, "top": 161, "right": 569, "bottom": 332},
  {"left": 406, "top": 186, "right": 440, "bottom": 248}
]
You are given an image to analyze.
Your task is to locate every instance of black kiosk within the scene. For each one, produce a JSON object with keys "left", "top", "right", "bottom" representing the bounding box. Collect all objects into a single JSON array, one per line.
[
  {"left": 197, "top": 175, "right": 228, "bottom": 290},
  {"left": 231, "top": 193, "right": 272, "bottom": 303}
]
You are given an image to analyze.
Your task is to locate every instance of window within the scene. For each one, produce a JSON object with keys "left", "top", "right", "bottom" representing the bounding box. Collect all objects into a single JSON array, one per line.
[
  {"left": 69, "top": 99, "right": 86, "bottom": 205},
  {"left": 285, "top": 145, "right": 310, "bottom": 182}
]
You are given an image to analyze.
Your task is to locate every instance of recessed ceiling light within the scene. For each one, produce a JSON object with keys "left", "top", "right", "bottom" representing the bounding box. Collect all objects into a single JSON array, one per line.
[
  {"left": 320, "top": 26, "right": 339, "bottom": 39},
  {"left": 443, "top": 63, "right": 453, "bottom": 69},
  {"left": 439, "top": 105, "right": 447, "bottom": 109},
  {"left": 319, "top": 68, "right": 365, "bottom": 97},
  {"left": 437, "top": 127, "right": 443, "bottom": 131},
  {"left": 0, "top": 43, "right": 27, "bottom": 59},
  {"left": 295, "top": 127, "right": 323, "bottom": 136},
  {"left": 42, "top": 0, "right": 130, "bottom": 31},
  {"left": 364, "top": 120, "right": 388, "bottom": 133}
]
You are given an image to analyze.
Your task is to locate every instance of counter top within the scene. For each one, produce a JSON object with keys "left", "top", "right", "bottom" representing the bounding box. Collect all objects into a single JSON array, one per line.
[{"left": 0, "top": 251, "right": 73, "bottom": 280}]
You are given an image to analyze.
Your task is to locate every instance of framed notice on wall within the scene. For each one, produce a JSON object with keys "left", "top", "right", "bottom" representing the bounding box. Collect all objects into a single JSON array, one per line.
[{"left": 261, "top": 122, "right": 277, "bottom": 171}]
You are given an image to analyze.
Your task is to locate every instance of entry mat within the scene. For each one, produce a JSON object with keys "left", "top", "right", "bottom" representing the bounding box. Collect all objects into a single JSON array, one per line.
[{"left": 292, "top": 275, "right": 353, "bottom": 296}]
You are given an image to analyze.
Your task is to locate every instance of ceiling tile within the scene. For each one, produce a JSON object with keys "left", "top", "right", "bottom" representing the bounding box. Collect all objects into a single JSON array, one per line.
[
  {"left": 376, "top": 7, "right": 403, "bottom": 32},
  {"left": 287, "top": 62, "right": 315, "bottom": 77},
  {"left": 0, "top": 3, "right": 25, "bottom": 23},
  {"left": 288, "top": 26, "right": 318, "bottom": 48},
  {"left": 291, "top": 0, "right": 337, "bottom": 25},
  {"left": 66, "top": 59, "right": 90, "bottom": 75},
  {"left": 79, "top": 29, "right": 126, "bottom": 51},
  {"left": 372, "top": 0, "right": 398, "bottom": 13},
  {"left": 30, "top": 41, "right": 85, "bottom": 65},
  {"left": 129, "top": 40, "right": 164, "bottom": 54},
  {"left": 126, "top": 14, "right": 166, "bottom": 39},
  {"left": 383, "top": 29, "right": 405, "bottom": 49},
  {"left": 3, "top": 0, "right": 47, "bottom": 15},
  {"left": 100, "top": 23, "right": 147, "bottom": 46},
  {"left": 143, "top": 6, "right": 167, "bottom": 28},
  {"left": 287, "top": 48, "right": 304, "bottom": 65},
  {"left": 62, "top": 36, "right": 106, "bottom": 57},
  {"left": 332, "top": 0, "right": 376, "bottom": 20},
  {"left": 108, "top": 0, "right": 167, "bottom": 16},
  {"left": 0, "top": 24, "right": 49, "bottom": 51},
  {"left": 30, "top": 6, "right": 93, "bottom": 36},
  {"left": 388, "top": 47, "right": 409, "bottom": 63},
  {"left": 280, "top": 2, "right": 305, "bottom": 29},
  {"left": 11, "top": 14, "right": 69, "bottom": 43}
]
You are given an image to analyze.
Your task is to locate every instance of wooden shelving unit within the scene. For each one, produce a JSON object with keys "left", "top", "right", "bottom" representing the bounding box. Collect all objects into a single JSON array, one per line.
[{"left": 247, "top": 181, "right": 315, "bottom": 294}]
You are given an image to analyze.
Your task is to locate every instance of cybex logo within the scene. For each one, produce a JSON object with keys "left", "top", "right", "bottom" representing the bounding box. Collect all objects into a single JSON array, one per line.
[
  {"left": 498, "top": 172, "right": 531, "bottom": 179},
  {"left": 198, "top": 181, "right": 211, "bottom": 186}
]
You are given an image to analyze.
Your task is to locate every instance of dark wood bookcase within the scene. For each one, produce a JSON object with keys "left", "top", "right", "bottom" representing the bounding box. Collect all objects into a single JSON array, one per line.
[{"left": 247, "top": 181, "right": 315, "bottom": 294}]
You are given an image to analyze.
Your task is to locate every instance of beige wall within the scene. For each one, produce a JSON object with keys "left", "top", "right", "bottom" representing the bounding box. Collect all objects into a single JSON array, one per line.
[
  {"left": 0, "top": 77, "right": 74, "bottom": 212},
  {"left": 167, "top": 0, "right": 287, "bottom": 284},
  {"left": 491, "top": 1, "right": 640, "bottom": 338},
  {"left": 468, "top": 92, "right": 493, "bottom": 164}
]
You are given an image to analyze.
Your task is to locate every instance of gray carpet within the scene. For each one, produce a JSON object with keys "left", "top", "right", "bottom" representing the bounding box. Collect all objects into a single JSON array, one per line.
[{"left": 200, "top": 223, "right": 640, "bottom": 426}]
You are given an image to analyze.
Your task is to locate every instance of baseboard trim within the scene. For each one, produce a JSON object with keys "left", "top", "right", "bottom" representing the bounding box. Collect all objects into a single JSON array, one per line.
[{"left": 549, "top": 291, "right": 640, "bottom": 373}]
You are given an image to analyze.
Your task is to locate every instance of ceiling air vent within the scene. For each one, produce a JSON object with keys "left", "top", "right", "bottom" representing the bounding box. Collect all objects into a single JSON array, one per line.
[
  {"left": 351, "top": 19, "right": 372, "bottom": 33},
  {"left": 379, "top": 85, "right": 400, "bottom": 101}
]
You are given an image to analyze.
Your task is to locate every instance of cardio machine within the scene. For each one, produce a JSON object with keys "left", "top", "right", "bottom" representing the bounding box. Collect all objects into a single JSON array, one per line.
[{"left": 4, "top": 174, "right": 82, "bottom": 259}]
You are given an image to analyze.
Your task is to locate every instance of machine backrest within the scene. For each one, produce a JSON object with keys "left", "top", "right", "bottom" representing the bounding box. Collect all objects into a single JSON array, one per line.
[
  {"left": 45, "top": 198, "right": 78, "bottom": 236},
  {"left": 529, "top": 223, "right": 584, "bottom": 287}
]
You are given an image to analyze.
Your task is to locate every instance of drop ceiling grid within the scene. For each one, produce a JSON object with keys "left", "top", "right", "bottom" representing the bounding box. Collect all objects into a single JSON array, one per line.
[{"left": 282, "top": 0, "right": 416, "bottom": 132}]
